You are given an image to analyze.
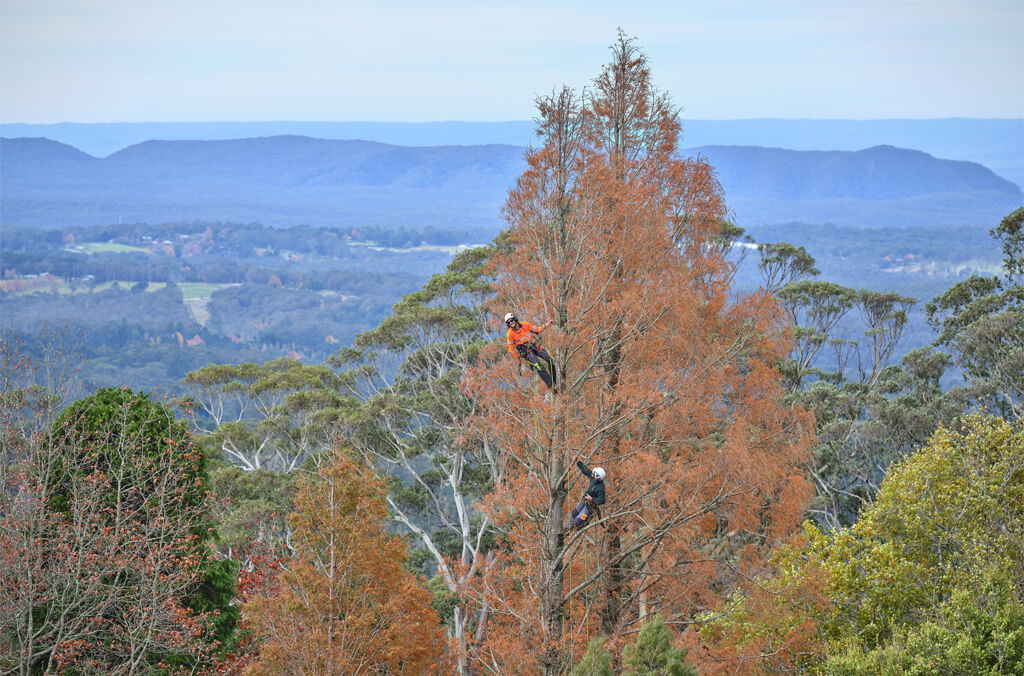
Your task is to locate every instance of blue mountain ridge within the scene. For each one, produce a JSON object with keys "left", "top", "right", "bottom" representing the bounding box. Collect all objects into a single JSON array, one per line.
[
  {"left": 2, "top": 118, "right": 1021, "bottom": 189},
  {"left": 1, "top": 136, "right": 1020, "bottom": 231}
]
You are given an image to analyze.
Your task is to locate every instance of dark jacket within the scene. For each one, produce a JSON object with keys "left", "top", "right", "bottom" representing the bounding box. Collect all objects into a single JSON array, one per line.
[{"left": 577, "top": 460, "right": 606, "bottom": 506}]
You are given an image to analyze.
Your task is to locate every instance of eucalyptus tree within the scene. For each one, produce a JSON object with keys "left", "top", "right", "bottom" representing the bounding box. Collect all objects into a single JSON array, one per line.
[
  {"left": 331, "top": 245, "right": 501, "bottom": 675},
  {"left": 183, "top": 246, "right": 503, "bottom": 673},
  {"left": 758, "top": 241, "right": 819, "bottom": 293},
  {"left": 757, "top": 244, "right": 963, "bottom": 528},
  {"left": 927, "top": 207, "right": 1024, "bottom": 419},
  {"left": 183, "top": 358, "right": 346, "bottom": 472}
]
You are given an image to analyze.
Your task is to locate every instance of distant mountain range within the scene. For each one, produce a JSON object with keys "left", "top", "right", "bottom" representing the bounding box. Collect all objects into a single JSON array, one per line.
[
  {"left": 2, "top": 135, "right": 1020, "bottom": 232},
  {"left": 3, "top": 118, "right": 1021, "bottom": 188}
]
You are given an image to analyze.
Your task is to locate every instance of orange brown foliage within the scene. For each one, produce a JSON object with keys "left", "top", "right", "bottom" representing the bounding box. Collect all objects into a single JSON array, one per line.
[
  {"left": 462, "top": 34, "right": 814, "bottom": 675},
  {"left": 242, "top": 451, "right": 449, "bottom": 675}
]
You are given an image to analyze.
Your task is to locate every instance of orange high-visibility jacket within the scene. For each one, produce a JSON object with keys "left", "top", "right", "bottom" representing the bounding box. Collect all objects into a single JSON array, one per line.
[{"left": 507, "top": 321, "right": 539, "bottom": 356}]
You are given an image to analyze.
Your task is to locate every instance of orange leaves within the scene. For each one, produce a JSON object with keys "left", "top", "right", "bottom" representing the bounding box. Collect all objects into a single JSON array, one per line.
[
  {"left": 242, "top": 450, "right": 449, "bottom": 675},
  {"left": 463, "top": 34, "right": 814, "bottom": 675}
]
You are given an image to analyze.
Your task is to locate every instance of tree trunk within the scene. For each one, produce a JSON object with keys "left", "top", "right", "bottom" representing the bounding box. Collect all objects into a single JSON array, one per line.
[
  {"left": 542, "top": 457, "right": 567, "bottom": 676},
  {"left": 599, "top": 525, "right": 624, "bottom": 635}
]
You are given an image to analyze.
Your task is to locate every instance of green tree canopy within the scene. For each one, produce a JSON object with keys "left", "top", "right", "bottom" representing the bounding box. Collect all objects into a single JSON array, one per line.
[
  {"left": 699, "top": 412, "right": 1024, "bottom": 674},
  {"left": 2, "top": 387, "right": 236, "bottom": 674},
  {"left": 622, "top": 614, "right": 696, "bottom": 676},
  {"left": 926, "top": 208, "right": 1024, "bottom": 419}
]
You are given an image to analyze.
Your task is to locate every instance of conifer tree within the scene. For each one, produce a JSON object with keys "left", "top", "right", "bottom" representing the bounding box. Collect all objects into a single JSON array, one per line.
[
  {"left": 570, "top": 637, "right": 614, "bottom": 676},
  {"left": 465, "top": 33, "right": 813, "bottom": 675},
  {"left": 242, "top": 450, "right": 448, "bottom": 675},
  {"left": 622, "top": 614, "right": 695, "bottom": 676}
]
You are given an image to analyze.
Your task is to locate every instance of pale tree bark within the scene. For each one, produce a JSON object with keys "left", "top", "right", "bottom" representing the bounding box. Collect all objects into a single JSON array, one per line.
[{"left": 336, "top": 247, "right": 500, "bottom": 676}]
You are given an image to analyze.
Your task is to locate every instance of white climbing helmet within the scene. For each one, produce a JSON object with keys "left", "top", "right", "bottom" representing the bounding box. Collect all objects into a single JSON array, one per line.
[
  {"left": 592, "top": 467, "right": 606, "bottom": 481},
  {"left": 503, "top": 312, "right": 518, "bottom": 325}
]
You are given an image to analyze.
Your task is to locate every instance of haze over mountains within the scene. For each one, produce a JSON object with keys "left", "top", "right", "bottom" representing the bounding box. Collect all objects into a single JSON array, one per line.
[
  {"left": 2, "top": 132, "right": 1020, "bottom": 233},
  {"left": 2, "top": 119, "right": 1021, "bottom": 189}
]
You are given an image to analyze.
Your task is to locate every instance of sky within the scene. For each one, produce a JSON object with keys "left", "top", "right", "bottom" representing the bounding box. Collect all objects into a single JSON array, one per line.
[{"left": 1, "top": 0, "right": 1022, "bottom": 124}]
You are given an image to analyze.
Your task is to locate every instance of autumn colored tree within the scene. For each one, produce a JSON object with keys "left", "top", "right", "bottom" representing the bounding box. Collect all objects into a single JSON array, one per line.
[
  {"left": 0, "top": 387, "right": 235, "bottom": 675},
  {"left": 211, "top": 541, "right": 285, "bottom": 675},
  {"left": 331, "top": 245, "right": 501, "bottom": 674},
  {"left": 241, "top": 450, "right": 449, "bottom": 675},
  {"left": 463, "top": 34, "right": 813, "bottom": 675},
  {"left": 185, "top": 248, "right": 502, "bottom": 674}
]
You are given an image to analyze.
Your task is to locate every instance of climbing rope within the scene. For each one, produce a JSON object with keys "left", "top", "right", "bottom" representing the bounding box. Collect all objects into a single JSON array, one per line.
[{"left": 565, "top": 537, "right": 572, "bottom": 670}]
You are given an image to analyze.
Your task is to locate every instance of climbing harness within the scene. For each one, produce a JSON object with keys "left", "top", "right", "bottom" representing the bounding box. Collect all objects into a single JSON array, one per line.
[{"left": 517, "top": 341, "right": 556, "bottom": 390}]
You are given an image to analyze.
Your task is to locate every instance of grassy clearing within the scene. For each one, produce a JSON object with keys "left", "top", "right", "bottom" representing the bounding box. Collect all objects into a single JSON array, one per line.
[
  {"left": 66, "top": 242, "right": 151, "bottom": 255},
  {"left": 3, "top": 279, "right": 237, "bottom": 299},
  {"left": 178, "top": 282, "right": 238, "bottom": 300},
  {"left": 317, "top": 290, "right": 356, "bottom": 300}
]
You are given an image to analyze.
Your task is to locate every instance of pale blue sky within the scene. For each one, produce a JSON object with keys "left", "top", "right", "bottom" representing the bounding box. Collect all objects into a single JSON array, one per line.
[{"left": 1, "top": 0, "right": 1021, "bottom": 123}]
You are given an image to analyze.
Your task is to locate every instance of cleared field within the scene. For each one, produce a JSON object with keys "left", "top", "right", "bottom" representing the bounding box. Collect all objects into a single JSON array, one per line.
[
  {"left": 66, "top": 242, "right": 151, "bottom": 255},
  {"left": 86, "top": 281, "right": 167, "bottom": 293},
  {"left": 2, "top": 279, "right": 239, "bottom": 298},
  {"left": 317, "top": 290, "right": 356, "bottom": 300},
  {"left": 177, "top": 282, "right": 238, "bottom": 300}
]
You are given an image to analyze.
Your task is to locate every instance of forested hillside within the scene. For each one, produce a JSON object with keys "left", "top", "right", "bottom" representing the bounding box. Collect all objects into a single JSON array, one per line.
[
  {"left": 2, "top": 37, "right": 1022, "bottom": 676},
  {"left": 1, "top": 221, "right": 466, "bottom": 395},
  {"left": 3, "top": 133, "right": 1019, "bottom": 230},
  {"left": 3, "top": 118, "right": 1021, "bottom": 189},
  {"left": 1, "top": 216, "right": 1007, "bottom": 397}
]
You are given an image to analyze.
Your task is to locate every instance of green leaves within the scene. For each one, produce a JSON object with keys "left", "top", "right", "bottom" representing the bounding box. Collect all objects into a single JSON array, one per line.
[
  {"left": 993, "top": 206, "right": 1024, "bottom": 281},
  {"left": 698, "top": 413, "right": 1024, "bottom": 674},
  {"left": 925, "top": 210, "right": 1024, "bottom": 419},
  {"left": 570, "top": 637, "right": 614, "bottom": 676},
  {"left": 758, "top": 242, "right": 820, "bottom": 292},
  {"left": 569, "top": 616, "right": 697, "bottom": 676},
  {"left": 622, "top": 614, "right": 696, "bottom": 676},
  {"left": 184, "top": 358, "right": 351, "bottom": 471},
  {"left": 821, "top": 571, "right": 1024, "bottom": 676},
  {"left": 811, "top": 413, "right": 1024, "bottom": 656}
]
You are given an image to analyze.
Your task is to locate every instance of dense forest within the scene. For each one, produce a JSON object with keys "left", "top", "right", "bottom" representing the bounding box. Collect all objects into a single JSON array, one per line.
[
  {"left": 4, "top": 122, "right": 1020, "bottom": 231},
  {"left": 1, "top": 220, "right": 482, "bottom": 396},
  {"left": 2, "top": 37, "right": 1022, "bottom": 675},
  {"left": 1, "top": 216, "right": 1006, "bottom": 397}
]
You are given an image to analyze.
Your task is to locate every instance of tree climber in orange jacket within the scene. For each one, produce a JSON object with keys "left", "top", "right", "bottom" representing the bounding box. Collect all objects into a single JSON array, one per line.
[{"left": 504, "top": 312, "right": 557, "bottom": 390}]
